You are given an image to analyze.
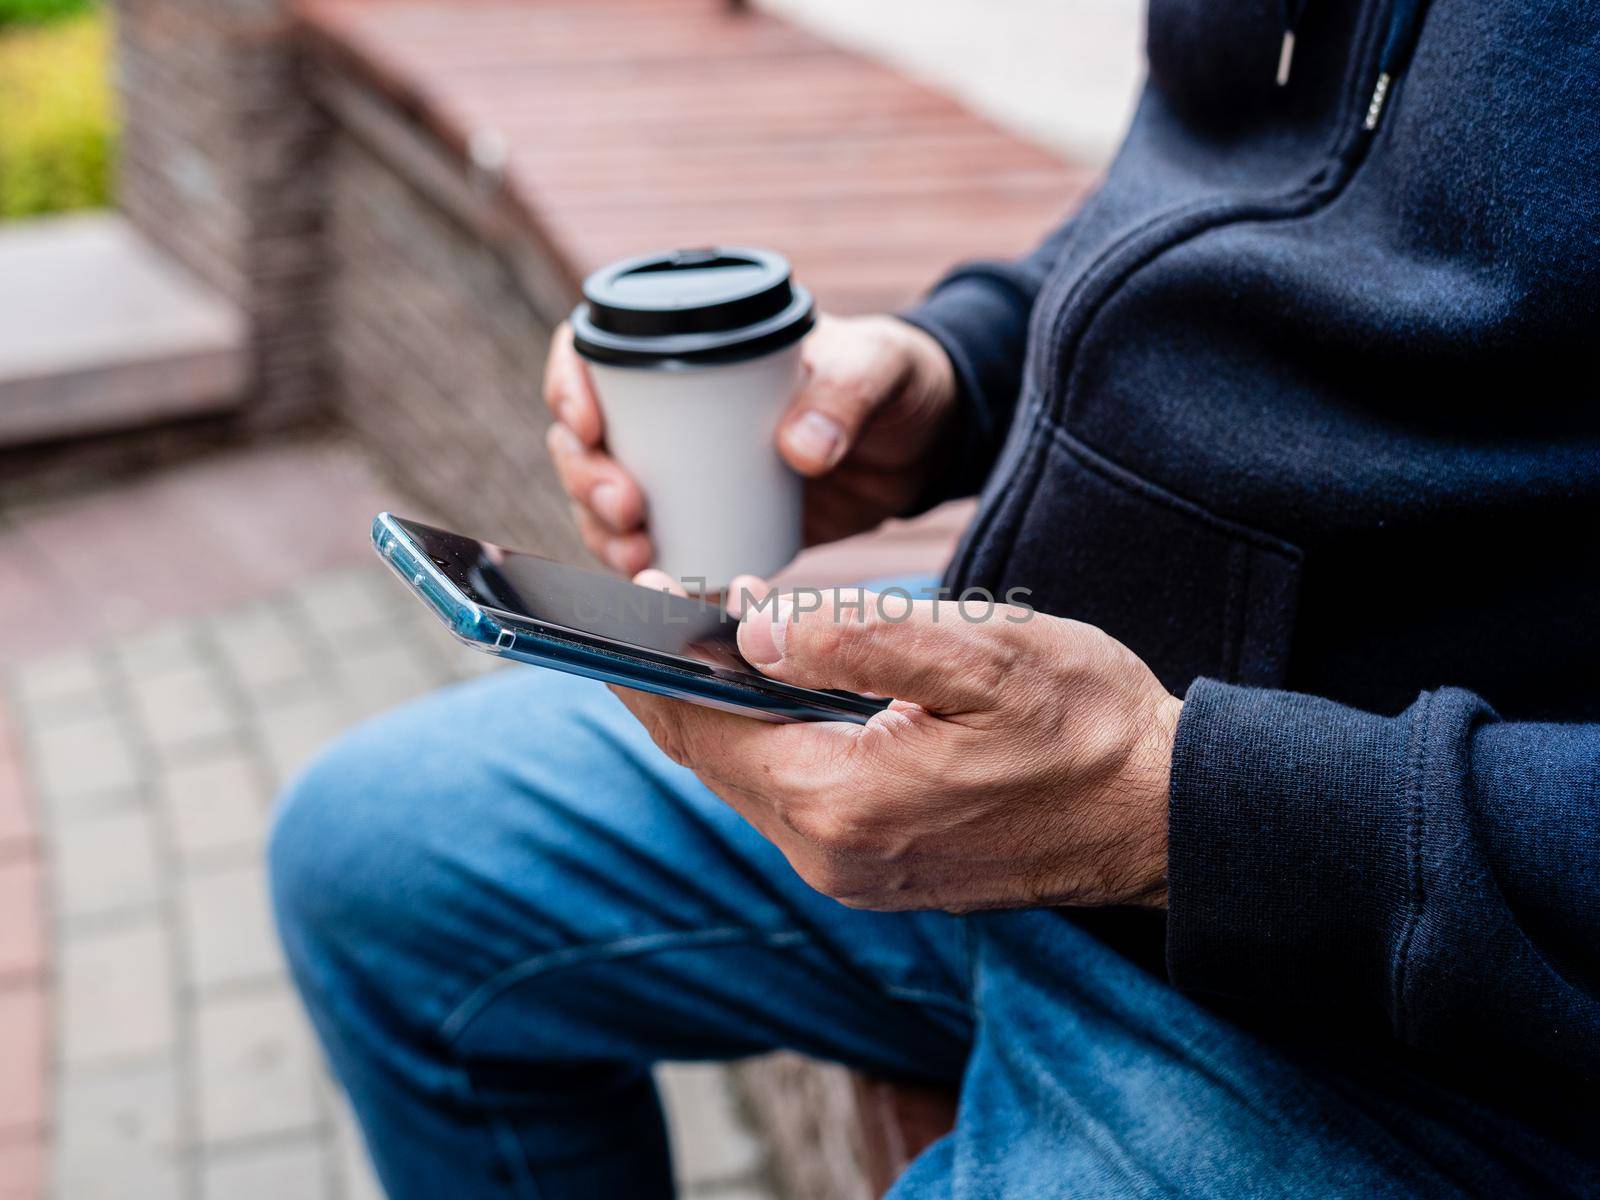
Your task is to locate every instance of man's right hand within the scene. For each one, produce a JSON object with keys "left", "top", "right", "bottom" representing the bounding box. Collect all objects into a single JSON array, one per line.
[{"left": 543, "top": 314, "right": 959, "bottom": 576}]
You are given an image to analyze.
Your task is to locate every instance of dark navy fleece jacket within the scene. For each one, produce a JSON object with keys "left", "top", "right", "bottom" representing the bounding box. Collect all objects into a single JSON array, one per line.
[{"left": 903, "top": 0, "right": 1600, "bottom": 1109}]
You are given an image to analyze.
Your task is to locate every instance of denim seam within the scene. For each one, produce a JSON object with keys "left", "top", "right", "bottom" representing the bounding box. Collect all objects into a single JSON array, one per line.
[
  {"left": 881, "top": 983, "right": 975, "bottom": 1018},
  {"left": 458, "top": 1066, "right": 545, "bottom": 1200},
  {"left": 438, "top": 926, "right": 813, "bottom": 1045}
]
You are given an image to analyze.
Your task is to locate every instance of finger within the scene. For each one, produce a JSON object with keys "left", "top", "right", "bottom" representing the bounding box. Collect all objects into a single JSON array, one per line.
[
  {"left": 777, "top": 321, "right": 898, "bottom": 476},
  {"left": 546, "top": 423, "right": 647, "bottom": 533},
  {"left": 737, "top": 591, "right": 1018, "bottom": 714},
  {"left": 574, "top": 506, "right": 653, "bottom": 575},
  {"left": 724, "top": 573, "right": 771, "bottom": 618},
  {"left": 633, "top": 568, "right": 687, "bottom": 598},
  {"left": 543, "top": 325, "right": 605, "bottom": 446}
]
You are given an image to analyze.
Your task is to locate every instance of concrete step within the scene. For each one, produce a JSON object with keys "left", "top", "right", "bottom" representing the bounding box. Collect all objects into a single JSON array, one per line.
[{"left": 0, "top": 213, "right": 247, "bottom": 446}]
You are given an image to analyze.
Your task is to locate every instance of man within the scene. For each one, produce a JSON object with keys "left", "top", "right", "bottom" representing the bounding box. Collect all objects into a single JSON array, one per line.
[{"left": 270, "top": 0, "right": 1600, "bottom": 1195}]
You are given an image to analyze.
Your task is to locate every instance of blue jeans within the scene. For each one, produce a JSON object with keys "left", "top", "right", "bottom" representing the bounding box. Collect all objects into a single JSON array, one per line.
[{"left": 269, "top": 670, "right": 1521, "bottom": 1198}]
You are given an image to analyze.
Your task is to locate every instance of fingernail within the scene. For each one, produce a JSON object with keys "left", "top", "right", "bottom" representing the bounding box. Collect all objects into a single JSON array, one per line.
[
  {"left": 591, "top": 482, "right": 625, "bottom": 529},
  {"left": 559, "top": 399, "right": 582, "bottom": 432},
  {"left": 742, "top": 599, "right": 791, "bottom": 665},
  {"left": 605, "top": 541, "right": 637, "bottom": 573},
  {"left": 786, "top": 411, "right": 845, "bottom": 470}
]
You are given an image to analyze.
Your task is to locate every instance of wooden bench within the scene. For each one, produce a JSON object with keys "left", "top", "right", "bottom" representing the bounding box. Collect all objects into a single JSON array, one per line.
[{"left": 294, "top": 0, "right": 1091, "bottom": 312}]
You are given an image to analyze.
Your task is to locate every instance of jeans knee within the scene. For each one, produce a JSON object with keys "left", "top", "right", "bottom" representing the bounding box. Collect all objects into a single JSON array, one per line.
[
  {"left": 267, "top": 721, "right": 425, "bottom": 978},
  {"left": 270, "top": 736, "right": 359, "bottom": 971}
]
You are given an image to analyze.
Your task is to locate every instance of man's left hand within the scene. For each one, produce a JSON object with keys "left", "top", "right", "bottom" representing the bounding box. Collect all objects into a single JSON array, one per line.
[{"left": 612, "top": 580, "right": 1183, "bottom": 913}]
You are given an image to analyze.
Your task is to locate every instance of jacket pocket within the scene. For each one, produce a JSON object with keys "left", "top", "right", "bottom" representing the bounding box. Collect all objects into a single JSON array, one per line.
[{"left": 984, "top": 429, "right": 1303, "bottom": 694}]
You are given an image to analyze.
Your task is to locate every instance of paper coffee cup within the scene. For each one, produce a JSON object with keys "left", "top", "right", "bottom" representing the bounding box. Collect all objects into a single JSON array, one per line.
[{"left": 570, "top": 247, "right": 814, "bottom": 590}]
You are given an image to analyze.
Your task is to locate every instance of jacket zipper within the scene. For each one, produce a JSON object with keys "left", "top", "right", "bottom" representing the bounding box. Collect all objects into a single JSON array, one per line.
[{"left": 947, "top": 0, "right": 1425, "bottom": 592}]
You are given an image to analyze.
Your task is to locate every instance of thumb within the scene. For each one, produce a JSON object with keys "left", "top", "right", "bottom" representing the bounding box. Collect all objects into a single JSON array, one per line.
[
  {"left": 737, "top": 590, "right": 1013, "bottom": 714},
  {"left": 777, "top": 380, "right": 883, "bottom": 476},
  {"left": 777, "top": 328, "right": 901, "bottom": 475}
]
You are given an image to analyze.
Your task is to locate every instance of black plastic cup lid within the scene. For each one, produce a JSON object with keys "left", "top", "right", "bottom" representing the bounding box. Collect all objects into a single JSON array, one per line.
[{"left": 570, "top": 247, "right": 814, "bottom": 368}]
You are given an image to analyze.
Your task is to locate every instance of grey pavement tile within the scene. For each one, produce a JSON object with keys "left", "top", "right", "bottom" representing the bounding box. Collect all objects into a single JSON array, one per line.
[
  {"left": 161, "top": 748, "right": 269, "bottom": 861},
  {"left": 31, "top": 784, "right": 142, "bottom": 828},
  {"left": 114, "top": 619, "right": 207, "bottom": 679},
  {"left": 394, "top": 607, "right": 483, "bottom": 675},
  {"left": 332, "top": 639, "right": 451, "bottom": 721},
  {"left": 180, "top": 861, "right": 285, "bottom": 992},
  {"left": 690, "top": 1184, "right": 782, "bottom": 1200},
  {"left": 195, "top": 988, "right": 324, "bottom": 1145},
  {"left": 201, "top": 1137, "right": 331, "bottom": 1200},
  {"left": 128, "top": 663, "right": 238, "bottom": 757},
  {"left": 10, "top": 648, "right": 106, "bottom": 713},
  {"left": 51, "top": 807, "right": 162, "bottom": 923},
  {"left": 209, "top": 602, "right": 320, "bottom": 700},
  {"left": 254, "top": 690, "right": 346, "bottom": 789},
  {"left": 27, "top": 714, "right": 141, "bottom": 808},
  {"left": 330, "top": 1090, "right": 385, "bottom": 1200},
  {"left": 446, "top": 641, "right": 505, "bottom": 679},
  {"left": 54, "top": 1061, "right": 184, "bottom": 1200},
  {"left": 291, "top": 566, "right": 409, "bottom": 646},
  {"left": 59, "top": 919, "right": 175, "bottom": 1069},
  {"left": 658, "top": 1063, "right": 767, "bottom": 1189}
]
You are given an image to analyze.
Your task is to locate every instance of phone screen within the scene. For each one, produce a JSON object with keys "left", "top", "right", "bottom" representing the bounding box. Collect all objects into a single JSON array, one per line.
[{"left": 395, "top": 517, "right": 752, "bottom": 675}]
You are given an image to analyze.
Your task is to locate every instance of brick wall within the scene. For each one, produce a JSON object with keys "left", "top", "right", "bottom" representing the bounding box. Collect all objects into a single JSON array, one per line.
[
  {"left": 113, "top": 0, "right": 329, "bottom": 427},
  {"left": 323, "top": 129, "right": 587, "bottom": 562}
]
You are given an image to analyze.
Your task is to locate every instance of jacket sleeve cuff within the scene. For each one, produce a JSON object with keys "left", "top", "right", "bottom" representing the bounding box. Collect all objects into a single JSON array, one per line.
[
  {"left": 897, "top": 271, "right": 1033, "bottom": 504},
  {"left": 1165, "top": 678, "right": 1427, "bottom": 1025}
]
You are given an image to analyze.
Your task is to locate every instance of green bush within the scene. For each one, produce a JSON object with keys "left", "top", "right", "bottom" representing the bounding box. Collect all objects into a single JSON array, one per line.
[
  {"left": 0, "top": 0, "right": 93, "bottom": 27},
  {"left": 0, "top": 13, "right": 115, "bottom": 218}
]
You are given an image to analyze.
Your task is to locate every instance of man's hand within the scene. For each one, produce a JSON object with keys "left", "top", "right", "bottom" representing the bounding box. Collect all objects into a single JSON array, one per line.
[
  {"left": 543, "top": 315, "right": 958, "bottom": 575},
  {"left": 611, "top": 582, "right": 1183, "bottom": 913}
]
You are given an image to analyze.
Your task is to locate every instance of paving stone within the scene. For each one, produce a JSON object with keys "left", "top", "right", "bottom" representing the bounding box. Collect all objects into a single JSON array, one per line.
[
  {"left": 59, "top": 920, "right": 175, "bottom": 1068},
  {"left": 161, "top": 748, "right": 268, "bottom": 861},
  {"left": 292, "top": 566, "right": 408, "bottom": 645},
  {"left": 114, "top": 619, "right": 207, "bottom": 679},
  {"left": 195, "top": 988, "right": 323, "bottom": 1144},
  {"left": 201, "top": 1137, "right": 331, "bottom": 1200},
  {"left": 54, "top": 1061, "right": 183, "bottom": 1200},
  {"left": 0, "top": 986, "right": 46, "bottom": 1131},
  {"left": 27, "top": 714, "right": 140, "bottom": 808},
  {"left": 31, "top": 783, "right": 141, "bottom": 828},
  {"left": 10, "top": 649, "right": 104, "bottom": 713},
  {"left": 181, "top": 861, "right": 284, "bottom": 991},
  {"left": 0, "top": 740, "right": 34, "bottom": 857},
  {"left": 210, "top": 603, "right": 319, "bottom": 699},
  {"left": 128, "top": 663, "right": 238, "bottom": 756},
  {"left": 51, "top": 807, "right": 161, "bottom": 923},
  {"left": 0, "top": 856, "right": 44, "bottom": 980},
  {"left": 691, "top": 1184, "right": 782, "bottom": 1200},
  {"left": 333, "top": 640, "right": 450, "bottom": 720},
  {"left": 0, "top": 1138, "right": 43, "bottom": 1200},
  {"left": 658, "top": 1063, "right": 767, "bottom": 1188},
  {"left": 331, "top": 1090, "right": 386, "bottom": 1200},
  {"left": 255, "top": 690, "right": 345, "bottom": 788}
]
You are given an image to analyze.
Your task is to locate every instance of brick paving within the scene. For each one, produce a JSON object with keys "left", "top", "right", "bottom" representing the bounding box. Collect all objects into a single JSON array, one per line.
[
  {"left": 0, "top": 440, "right": 788, "bottom": 1198},
  {"left": 7, "top": 560, "right": 779, "bottom": 1199}
]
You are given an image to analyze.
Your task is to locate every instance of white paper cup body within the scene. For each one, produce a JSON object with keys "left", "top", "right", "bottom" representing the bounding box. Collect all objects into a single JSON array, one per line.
[{"left": 588, "top": 344, "right": 804, "bottom": 590}]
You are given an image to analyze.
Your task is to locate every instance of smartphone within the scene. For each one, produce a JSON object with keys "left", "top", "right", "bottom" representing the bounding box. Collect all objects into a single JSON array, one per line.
[{"left": 373, "top": 513, "right": 890, "bottom": 724}]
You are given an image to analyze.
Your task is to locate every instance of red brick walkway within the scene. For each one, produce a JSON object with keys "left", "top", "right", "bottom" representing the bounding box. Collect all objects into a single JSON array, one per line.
[{"left": 0, "top": 700, "right": 45, "bottom": 1200}]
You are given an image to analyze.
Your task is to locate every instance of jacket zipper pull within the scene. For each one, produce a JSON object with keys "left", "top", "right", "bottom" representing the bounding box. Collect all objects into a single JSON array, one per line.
[
  {"left": 1363, "top": 72, "right": 1392, "bottom": 129},
  {"left": 1363, "top": 0, "right": 1430, "bottom": 131},
  {"left": 1276, "top": 31, "right": 1298, "bottom": 86},
  {"left": 1276, "top": 0, "right": 1311, "bottom": 86}
]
